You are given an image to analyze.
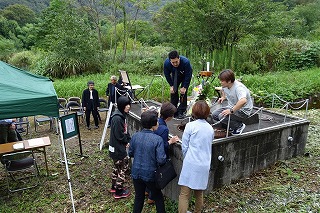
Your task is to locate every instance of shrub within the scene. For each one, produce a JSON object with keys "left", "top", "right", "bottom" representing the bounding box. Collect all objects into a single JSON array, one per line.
[
  {"left": 238, "top": 38, "right": 320, "bottom": 73},
  {"left": 103, "top": 46, "right": 171, "bottom": 75},
  {"left": 285, "top": 41, "right": 320, "bottom": 70},
  {"left": 240, "top": 61, "right": 259, "bottom": 74},
  {"left": 8, "top": 50, "right": 36, "bottom": 69},
  {"left": 0, "top": 36, "right": 17, "bottom": 61}
]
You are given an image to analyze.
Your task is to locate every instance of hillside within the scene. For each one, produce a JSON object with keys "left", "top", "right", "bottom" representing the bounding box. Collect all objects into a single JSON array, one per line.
[
  {"left": 0, "top": 0, "right": 173, "bottom": 19},
  {"left": 0, "top": 0, "right": 50, "bottom": 13}
]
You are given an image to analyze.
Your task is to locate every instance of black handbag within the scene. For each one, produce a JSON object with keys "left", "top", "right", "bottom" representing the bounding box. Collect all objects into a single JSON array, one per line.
[{"left": 155, "top": 159, "right": 177, "bottom": 189}]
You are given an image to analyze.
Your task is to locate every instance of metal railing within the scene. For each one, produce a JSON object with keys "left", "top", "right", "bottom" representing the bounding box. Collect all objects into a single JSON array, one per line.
[
  {"left": 269, "top": 94, "right": 309, "bottom": 120},
  {"left": 144, "top": 74, "right": 165, "bottom": 102}
]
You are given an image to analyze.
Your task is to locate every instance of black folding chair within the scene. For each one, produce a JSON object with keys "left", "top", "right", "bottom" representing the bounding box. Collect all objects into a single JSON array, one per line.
[
  {"left": 98, "top": 98, "right": 108, "bottom": 121},
  {"left": 66, "top": 101, "right": 85, "bottom": 123},
  {"left": 1, "top": 150, "right": 40, "bottom": 192}
]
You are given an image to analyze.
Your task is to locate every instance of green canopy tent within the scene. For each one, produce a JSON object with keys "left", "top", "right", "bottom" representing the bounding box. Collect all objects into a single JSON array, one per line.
[
  {"left": 0, "top": 61, "right": 59, "bottom": 119},
  {"left": 0, "top": 62, "right": 76, "bottom": 210}
]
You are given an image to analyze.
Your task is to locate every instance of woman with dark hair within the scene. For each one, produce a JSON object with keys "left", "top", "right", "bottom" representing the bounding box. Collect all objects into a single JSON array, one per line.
[
  {"left": 178, "top": 100, "right": 214, "bottom": 213},
  {"left": 109, "top": 96, "right": 131, "bottom": 199},
  {"left": 154, "top": 102, "right": 179, "bottom": 157},
  {"left": 147, "top": 102, "right": 179, "bottom": 204},
  {"left": 129, "top": 110, "right": 167, "bottom": 213}
]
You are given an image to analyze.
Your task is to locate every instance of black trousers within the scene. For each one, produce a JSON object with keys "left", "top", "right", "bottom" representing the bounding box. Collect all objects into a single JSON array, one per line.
[
  {"left": 133, "top": 178, "right": 165, "bottom": 213},
  {"left": 212, "top": 107, "right": 249, "bottom": 130},
  {"left": 85, "top": 100, "right": 99, "bottom": 127},
  {"left": 171, "top": 79, "right": 188, "bottom": 116}
]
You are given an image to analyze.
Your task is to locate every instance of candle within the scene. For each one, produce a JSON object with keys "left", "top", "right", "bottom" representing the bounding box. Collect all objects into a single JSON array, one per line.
[{"left": 206, "top": 62, "right": 210, "bottom": 71}]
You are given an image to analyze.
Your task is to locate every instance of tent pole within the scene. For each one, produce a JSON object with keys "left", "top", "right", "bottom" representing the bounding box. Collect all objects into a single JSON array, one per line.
[{"left": 58, "top": 120, "right": 76, "bottom": 213}]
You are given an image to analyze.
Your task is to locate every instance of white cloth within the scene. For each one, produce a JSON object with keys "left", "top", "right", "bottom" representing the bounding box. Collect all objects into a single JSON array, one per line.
[
  {"left": 222, "top": 80, "right": 253, "bottom": 116},
  {"left": 178, "top": 119, "right": 214, "bottom": 190},
  {"left": 90, "top": 90, "right": 93, "bottom": 99}
]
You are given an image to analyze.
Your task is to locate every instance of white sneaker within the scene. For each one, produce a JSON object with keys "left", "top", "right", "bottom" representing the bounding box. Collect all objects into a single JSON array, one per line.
[{"left": 232, "top": 123, "right": 246, "bottom": 135}]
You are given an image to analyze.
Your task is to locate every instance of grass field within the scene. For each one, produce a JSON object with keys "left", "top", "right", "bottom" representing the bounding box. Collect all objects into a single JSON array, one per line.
[{"left": 0, "top": 109, "right": 319, "bottom": 212}]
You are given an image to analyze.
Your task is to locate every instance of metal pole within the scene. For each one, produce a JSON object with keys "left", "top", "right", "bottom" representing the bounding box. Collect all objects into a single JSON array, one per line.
[
  {"left": 272, "top": 94, "right": 275, "bottom": 108},
  {"left": 55, "top": 117, "right": 59, "bottom": 134},
  {"left": 115, "top": 87, "right": 117, "bottom": 104},
  {"left": 305, "top": 99, "right": 309, "bottom": 119},
  {"left": 160, "top": 75, "right": 164, "bottom": 103},
  {"left": 284, "top": 103, "right": 288, "bottom": 123},
  {"left": 147, "top": 77, "right": 155, "bottom": 100},
  {"left": 258, "top": 108, "right": 262, "bottom": 130},
  {"left": 58, "top": 120, "right": 76, "bottom": 213},
  {"left": 226, "top": 115, "right": 231, "bottom": 138}
]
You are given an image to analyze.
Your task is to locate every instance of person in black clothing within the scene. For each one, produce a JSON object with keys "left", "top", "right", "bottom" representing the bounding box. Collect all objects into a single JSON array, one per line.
[
  {"left": 106, "top": 75, "right": 124, "bottom": 107},
  {"left": 82, "top": 81, "right": 100, "bottom": 130},
  {"left": 0, "top": 119, "right": 18, "bottom": 144},
  {"left": 164, "top": 50, "right": 193, "bottom": 119},
  {"left": 108, "top": 96, "right": 131, "bottom": 199}
]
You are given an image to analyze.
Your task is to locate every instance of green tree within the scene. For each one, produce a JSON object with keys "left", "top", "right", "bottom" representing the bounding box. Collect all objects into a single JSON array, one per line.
[
  {"left": 153, "top": 0, "right": 286, "bottom": 52},
  {"left": 130, "top": 20, "right": 161, "bottom": 46},
  {"left": 0, "top": 15, "right": 22, "bottom": 57},
  {"left": 78, "top": 0, "right": 105, "bottom": 50},
  {"left": 291, "top": 1, "right": 320, "bottom": 40},
  {"left": 0, "top": 15, "right": 21, "bottom": 39},
  {"left": 103, "top": 0, "right": 159, "bottom": 60},
  {"left": 0, "top": 4, "right": 36, "bottom": 26},
  {"left": 0, "top": 36, "right": 17, "bottom": 61},
  {"left": 17, "top": 23, "right": 39, "bottom": 49},
  {"left": 36, "top": 0, "right": 101, "bottom": 77}
]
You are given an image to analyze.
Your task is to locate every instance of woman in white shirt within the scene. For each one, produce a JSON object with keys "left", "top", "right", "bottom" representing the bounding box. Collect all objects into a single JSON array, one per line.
[{"left": 178, "top": 100, "right": 214, "bottom": 213}]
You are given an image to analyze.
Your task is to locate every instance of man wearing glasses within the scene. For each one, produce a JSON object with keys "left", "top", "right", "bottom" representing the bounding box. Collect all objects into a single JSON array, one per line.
[{"left": 164, "top": 50, "right": 193, "bottom": 119}]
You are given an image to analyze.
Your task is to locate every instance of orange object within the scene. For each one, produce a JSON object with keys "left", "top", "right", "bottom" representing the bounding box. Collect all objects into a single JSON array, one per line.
[{"left": 199, "top": 71, "right": 212, "bottom": 77}]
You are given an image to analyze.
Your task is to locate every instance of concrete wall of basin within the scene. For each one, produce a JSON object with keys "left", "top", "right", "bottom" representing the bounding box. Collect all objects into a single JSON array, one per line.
[{"left": 127, "top": 111, "right": 309, "bottom": 201}]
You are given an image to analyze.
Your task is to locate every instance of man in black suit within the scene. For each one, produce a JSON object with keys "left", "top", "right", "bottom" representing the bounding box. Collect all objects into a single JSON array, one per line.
[
  {"left": 82, "top": 81, "right": 100, "bottom": 130},
  {"left": 106, "top": 75, "right": 124, "bottom": 107}
]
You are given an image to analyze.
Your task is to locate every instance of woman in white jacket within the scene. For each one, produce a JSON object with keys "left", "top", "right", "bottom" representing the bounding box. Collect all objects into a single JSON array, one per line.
[{"left": 178, "top": 100, "right": 214, "bottom": 213}]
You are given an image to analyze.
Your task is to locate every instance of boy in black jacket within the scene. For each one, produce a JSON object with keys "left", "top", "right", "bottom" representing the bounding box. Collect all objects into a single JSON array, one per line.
[
  {"left": 82, "top": 81, "right": 100, "bottom": 130},
  {"left": 109, "top": 96, "right": 131, "bottom": 199}
]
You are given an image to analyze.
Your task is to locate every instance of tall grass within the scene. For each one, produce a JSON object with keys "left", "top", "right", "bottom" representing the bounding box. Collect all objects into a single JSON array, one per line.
[
  {"left": 54, "top": 68, "right": 320, "bottom": 107},
  {"left": 243, "top": 68, "right": 320, "bottom": 106},
  {"left": 53, "top": 72, "right": 172, "bottom": 102}
]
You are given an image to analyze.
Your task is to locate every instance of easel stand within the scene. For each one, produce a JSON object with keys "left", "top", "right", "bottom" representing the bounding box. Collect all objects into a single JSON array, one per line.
[
  {"left": 100, "top": 102, "right": 114, "bottom": 150},
  {"left": 75, "top": 128, "right": 88, "bottom": 158},
  {"left": 60, "top": 113, "right": 88, "bottom": 158}
]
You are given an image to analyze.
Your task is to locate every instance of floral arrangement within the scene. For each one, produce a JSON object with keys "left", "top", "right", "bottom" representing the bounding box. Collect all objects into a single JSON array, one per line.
[
  {"left": 192, "top": 81, "right": 213, "bottom": 101},
  {"left": 186, "top": 81, "right": 213, "bottom": 116}
]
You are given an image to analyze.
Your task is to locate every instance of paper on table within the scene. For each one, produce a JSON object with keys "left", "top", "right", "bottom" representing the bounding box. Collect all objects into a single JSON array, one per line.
[
  {"left": 28, "top": 138, "right": 45, "bottom": 147},
  {"left": 13, "top": 142, "right": 24, "bottom": 150}
]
